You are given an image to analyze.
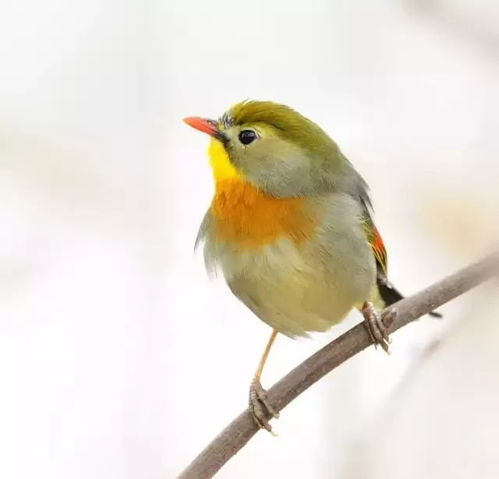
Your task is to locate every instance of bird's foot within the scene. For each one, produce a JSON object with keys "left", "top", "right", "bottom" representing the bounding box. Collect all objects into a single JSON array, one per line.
[
  {"left": 249, "top": 379, "right": 279, "bottom": 434},
  {"left": 362, "top": 302, "right": 396, "bottom": 354}
]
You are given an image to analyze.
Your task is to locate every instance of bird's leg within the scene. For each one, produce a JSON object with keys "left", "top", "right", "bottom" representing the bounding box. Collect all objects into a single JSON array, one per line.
[
  {"left": 249, "top": 329, "right": 280, "bottom": 433},
  {"left": 361, "top": 302, "right": 396, "bottom": 354}
]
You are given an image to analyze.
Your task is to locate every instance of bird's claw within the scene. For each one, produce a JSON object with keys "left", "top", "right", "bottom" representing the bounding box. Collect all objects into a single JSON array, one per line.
[
  {"left": 249, "top": 379, "right": 279, "bottom": 434},
  {"left": 362, "top": 302, "right": 396, "bottom": 354}
]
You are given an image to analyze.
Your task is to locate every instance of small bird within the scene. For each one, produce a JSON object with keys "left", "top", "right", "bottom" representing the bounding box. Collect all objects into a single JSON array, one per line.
[{"left": 184, "top": 101, "right": 440, "bottom": 432}]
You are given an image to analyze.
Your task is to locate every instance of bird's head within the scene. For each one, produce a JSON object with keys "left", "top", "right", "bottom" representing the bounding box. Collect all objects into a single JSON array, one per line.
[{"left": 184, "top": 100, "right": 346, "bottom": 197}]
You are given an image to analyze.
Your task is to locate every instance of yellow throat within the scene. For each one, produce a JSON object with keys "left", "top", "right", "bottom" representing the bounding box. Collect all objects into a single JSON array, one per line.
[{"left": 208, "top": 138, "right": 241, "bottom": 182}]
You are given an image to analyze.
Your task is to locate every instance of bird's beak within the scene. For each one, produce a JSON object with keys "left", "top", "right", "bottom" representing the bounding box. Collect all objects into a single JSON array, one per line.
[{"left": 183, "top": 117, "right": 225, "bottom": 141}]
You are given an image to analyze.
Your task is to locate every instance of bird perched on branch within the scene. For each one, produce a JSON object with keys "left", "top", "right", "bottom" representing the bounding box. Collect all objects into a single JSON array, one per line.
[{"left": 184, "top": 101, "right": 440, "bottom": 432}]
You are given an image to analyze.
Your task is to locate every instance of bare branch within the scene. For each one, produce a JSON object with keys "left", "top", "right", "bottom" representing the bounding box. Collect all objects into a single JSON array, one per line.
[{"left": 179, "top": 252, "right": 499, "bottom": 479}]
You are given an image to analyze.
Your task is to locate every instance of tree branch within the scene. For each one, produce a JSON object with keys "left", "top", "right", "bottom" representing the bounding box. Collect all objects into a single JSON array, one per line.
[{"left": 179, "top": 252, "right": 499, "bottom": 479}]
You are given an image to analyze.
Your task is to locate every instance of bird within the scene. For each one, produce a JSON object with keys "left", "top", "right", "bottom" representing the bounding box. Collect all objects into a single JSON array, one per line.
[{"left": 183, "top": 100, "right": 440, "bottom": 432}]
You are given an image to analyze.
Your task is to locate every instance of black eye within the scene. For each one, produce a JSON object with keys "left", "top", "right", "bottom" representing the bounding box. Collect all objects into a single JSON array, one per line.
[{"left": 238, "top": 130, "right": 257, "bottom": 145}]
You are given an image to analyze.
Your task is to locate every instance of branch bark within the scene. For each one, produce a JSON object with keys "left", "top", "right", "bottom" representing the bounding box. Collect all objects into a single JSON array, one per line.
[{"left": 179, "top": 252, "right": 499, "bottom": 479}]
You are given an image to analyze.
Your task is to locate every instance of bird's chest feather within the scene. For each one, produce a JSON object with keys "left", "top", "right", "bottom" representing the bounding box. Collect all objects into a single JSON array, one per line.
[
  {"left": 200, "top": 188, "right": 376, "bottom": 335},
  {"left": 210, "top": 179, "right": 315, "bottom": 248}
]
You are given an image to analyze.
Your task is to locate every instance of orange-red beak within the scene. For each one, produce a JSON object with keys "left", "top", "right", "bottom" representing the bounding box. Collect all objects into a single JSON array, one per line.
[{"left": 183, "top": 117, "right": 220, "bottom": 137}]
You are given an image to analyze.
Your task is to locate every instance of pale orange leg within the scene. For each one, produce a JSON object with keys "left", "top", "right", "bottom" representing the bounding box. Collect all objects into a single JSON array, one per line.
[{"left": 249, "top": 329, "right": 280, "bottom": 433}]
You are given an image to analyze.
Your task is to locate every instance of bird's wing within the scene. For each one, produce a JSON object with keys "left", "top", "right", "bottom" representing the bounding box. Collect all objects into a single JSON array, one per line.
[
  {"left": 360, "top": 199, "right": 442, "bottom": 317},
  {"left": 362, "top": 212, "right": 388, "bottom": 275},
  {"left": 340, "top": 157, "right": 387, "bottom": 274},
  {"left": 359, "top": 198, "right": 402, "bottom": 307},
  {"left": 352, "top": 176, "right": 387, "bottom": 275}
]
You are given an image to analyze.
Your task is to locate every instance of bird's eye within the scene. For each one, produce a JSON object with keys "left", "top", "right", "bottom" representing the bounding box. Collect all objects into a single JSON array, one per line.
[{"left": 238, "top": 130, "right": 257, "bottom": 145}]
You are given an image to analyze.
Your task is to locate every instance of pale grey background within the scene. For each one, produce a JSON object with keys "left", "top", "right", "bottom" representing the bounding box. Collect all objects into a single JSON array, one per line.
[{"left": 0, "top": 1, "right": 498, "bottom": 478}]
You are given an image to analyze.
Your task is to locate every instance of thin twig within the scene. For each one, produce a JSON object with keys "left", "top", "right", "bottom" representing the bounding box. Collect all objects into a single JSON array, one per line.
[{"left": 179, "top": 252, "right": 499, "bottom": 479}]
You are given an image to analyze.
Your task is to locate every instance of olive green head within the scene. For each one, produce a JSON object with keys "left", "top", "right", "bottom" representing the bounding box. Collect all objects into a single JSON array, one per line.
[{"left": 185, "top": 100, "right": 349, "bottom": 197}]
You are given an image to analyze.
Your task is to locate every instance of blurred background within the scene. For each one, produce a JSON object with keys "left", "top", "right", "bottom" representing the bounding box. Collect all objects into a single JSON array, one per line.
[{"left": 1, "top": 0, "right": 498, "bottom": 478}]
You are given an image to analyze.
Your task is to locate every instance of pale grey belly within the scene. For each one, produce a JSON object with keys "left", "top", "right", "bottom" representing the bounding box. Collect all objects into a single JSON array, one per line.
[{"left": 218, "top": 235, "right": 375, "bottom": 337}]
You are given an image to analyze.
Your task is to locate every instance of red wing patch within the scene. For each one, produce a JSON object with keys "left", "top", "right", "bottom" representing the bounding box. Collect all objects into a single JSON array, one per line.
[{"left": 365, "top": 223, "right": 388, "bottom": 274}]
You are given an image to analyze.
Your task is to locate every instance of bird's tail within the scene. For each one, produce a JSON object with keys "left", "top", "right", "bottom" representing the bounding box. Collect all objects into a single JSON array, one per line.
[{"left": 377, "top": 272, "right": 442, "bottom": 318}]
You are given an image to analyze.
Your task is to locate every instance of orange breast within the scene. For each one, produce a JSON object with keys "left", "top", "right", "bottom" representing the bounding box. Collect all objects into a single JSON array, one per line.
[{"left": 211, "top": 179, "right": 316, "bottom": 248}]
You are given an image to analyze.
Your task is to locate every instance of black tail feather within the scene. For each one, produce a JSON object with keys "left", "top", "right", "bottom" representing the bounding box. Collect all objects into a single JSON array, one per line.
[{"left": 377, "top": 272, "right": 442, "bottom": 318}]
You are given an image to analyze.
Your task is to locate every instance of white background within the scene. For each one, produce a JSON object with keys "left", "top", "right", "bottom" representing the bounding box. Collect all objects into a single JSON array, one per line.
[{"left": 1, "top": 1, "right": 498, "bottom": 478}]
